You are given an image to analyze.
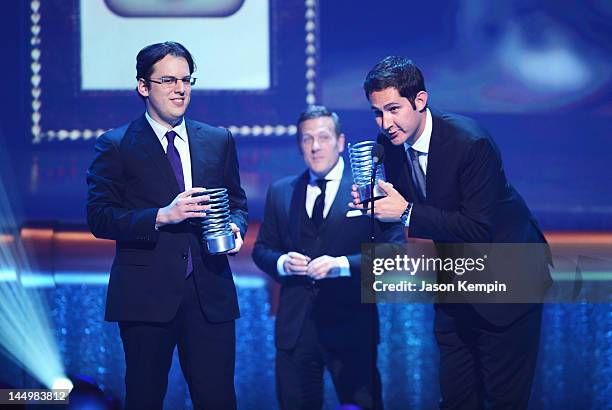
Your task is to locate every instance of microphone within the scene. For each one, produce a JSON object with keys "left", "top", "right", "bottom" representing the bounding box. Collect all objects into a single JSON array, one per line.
[
  {"left": 369, "top": 144, "right": 386, "bottom": 244},
  {"left": 368, "top": 143, "right": 385, "bottom": 225},
  {"left": 371, "top": 144, "right": 385, "bottom": 165}
]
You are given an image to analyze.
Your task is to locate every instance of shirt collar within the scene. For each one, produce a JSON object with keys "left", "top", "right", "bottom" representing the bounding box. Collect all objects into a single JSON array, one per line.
[
  {"left": 145, "top": 111, "right": 188, "bottom": 143},
  {"left": 404, "top": 108, "right": 432, "bottom": 154},
  {"left": 309, "top": 156, "right": 344, "bottom": 184}
]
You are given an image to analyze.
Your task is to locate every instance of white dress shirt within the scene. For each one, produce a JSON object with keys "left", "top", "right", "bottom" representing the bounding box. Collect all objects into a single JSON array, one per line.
[
  {"left": 145, "top": 111, "right": 192, "bottom": 190},
  {"left": 404, "top": 107, "right": 432, "bottom": 176},
  {"left": 402, "top": 108, "right": 432, "bottom": 227},
  {"left": 277, "top": 157, "right": 351, "bottom": 278}
]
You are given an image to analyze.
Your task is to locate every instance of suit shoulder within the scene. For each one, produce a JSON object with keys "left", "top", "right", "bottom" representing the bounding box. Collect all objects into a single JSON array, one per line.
[
  {"left": 98, "top": 123, "right": 130, "bottom": 144},
  {"left": 94, "top": 123, "right": 135, "bottom": 153},
  {"left": 434, "top": 111, "right": 503, "bottom": 163},
  {"left": 270, "top": 174, "right": 300, "bottom": 191},
  {"left": 436, "top": 111, "right": 491, "bottom": 145},
  {"left": 188, "top": 119, "right": 231, "bottom": 140}
]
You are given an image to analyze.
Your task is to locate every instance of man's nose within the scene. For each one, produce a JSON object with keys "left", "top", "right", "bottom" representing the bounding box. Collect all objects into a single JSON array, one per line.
[
  {"left": 174, "top": 80, "right": 186, "bottom": 94},
  {"left": 381, "top": 112, "right": 392, "bottom": 131}
]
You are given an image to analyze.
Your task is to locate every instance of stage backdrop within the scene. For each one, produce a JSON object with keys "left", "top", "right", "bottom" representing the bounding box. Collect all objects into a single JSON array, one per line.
[{"left": 1, "top": 0, "right": 611, "bottom": 229}]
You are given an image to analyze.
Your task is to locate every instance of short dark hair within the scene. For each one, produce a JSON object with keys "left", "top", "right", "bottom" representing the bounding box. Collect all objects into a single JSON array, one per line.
[
  {"left": 296, "top": 105, "right": 341, "bottom": 144},
  {"left": 363, "top": 56, "right": 426, "bottom": 110},
  {"left": 135, "top": 41, "right": 195, "bottom": 99}
]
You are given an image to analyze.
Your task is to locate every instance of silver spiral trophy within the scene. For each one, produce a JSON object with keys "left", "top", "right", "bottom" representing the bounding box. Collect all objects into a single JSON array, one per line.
[
  {"left": 199, "top": 188, "right": 235, "bottom": 254},
  {"left": 348, "top": 141, "right": 386, "bottom": 203}
]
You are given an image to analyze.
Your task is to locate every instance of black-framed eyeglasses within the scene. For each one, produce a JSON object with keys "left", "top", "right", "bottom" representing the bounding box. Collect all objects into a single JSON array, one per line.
[{"left": 146, "top": 76, "right": 196, "bottom": 88}]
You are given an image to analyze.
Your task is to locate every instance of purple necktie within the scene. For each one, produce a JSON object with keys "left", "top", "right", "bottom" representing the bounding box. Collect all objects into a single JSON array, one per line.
[{"left": 166, "top": 130, "right": 193, "bottom": 276}]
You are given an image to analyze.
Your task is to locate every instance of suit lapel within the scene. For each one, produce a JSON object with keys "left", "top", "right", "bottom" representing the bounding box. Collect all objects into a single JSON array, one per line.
[
  {"left": 321, "top": 169, "right": 352, "bottom": 250},
  {"left": 131, "top": 115, "right": 180, "bottom": 194},
  {"left": 326, "top": 169, "right": 351, "bottom": 226},
  {"left": 385, "top": 140, "right": 421, "bottom": 204},
  {"left": 186, "top": 119, "right": 205, "bottom": 188},
  {"left": 424, "top": 110, "right": 447, "bottom": 205},
  {"left": 288, "top": 171, "right": 309, "bottom": 250}
]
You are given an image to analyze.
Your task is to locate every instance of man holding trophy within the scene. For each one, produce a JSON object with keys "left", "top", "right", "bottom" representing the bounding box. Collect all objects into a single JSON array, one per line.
[{"left": 86, "top": 41, "right": 247, "bottom": 410}]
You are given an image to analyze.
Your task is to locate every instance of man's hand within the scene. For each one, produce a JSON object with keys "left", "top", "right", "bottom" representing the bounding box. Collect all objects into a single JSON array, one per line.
[
  {"left": 283, "top": 252, "right": 311, "bottom": 275},
  {"left": 307, "top": 255, "right": 340, "bottom": 280},
  {"left": 349, "top": 183, "right": 362, "bottom": 208},
  {"left": 156, "top": 187, "right": 209, "bottom": 228},
  {"left": 227, "top": 223, "right": 243, "bottom": 254},
  {"left": 370, "top": 181, "right": 409, "bottom": 222},
  {"left": 348, "top": 181, "right": 408, "bottom": 222}
]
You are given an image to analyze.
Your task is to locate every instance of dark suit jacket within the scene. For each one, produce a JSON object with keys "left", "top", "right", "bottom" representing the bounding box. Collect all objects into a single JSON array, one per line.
[
  {"left": 87, "top": 115, "right": 248, "bottom": 323},
  {"left": 253, "top": 166, "right": 403, "bottom": 350},
  {"left": 379, "top": 109, "right": 552, "bottom": 325}
]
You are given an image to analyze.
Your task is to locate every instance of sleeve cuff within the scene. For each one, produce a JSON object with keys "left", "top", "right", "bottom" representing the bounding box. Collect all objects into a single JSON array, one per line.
[
  {"left": 336, "top": 256, "right": 351, "bottom": 277},
  {"left": 277, "top": 254, "right": 289, "bottom": 276},
  {"left": 402, "top": 203, "right": 414, "bottom": 227}
]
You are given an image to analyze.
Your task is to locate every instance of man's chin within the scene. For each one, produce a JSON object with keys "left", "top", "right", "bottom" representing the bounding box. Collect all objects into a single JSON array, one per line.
[
  {"left": 389, "top": 138, "right": 406, "bottom": 146},
  {"left": 310, "top": 166, "right": 330, "bottom": 178},
  {"left": 167, "top": 114, "right": 185, "bottom": 126},
  {"left": 386, "top": 133, "right": 407, "bottom": 146}
]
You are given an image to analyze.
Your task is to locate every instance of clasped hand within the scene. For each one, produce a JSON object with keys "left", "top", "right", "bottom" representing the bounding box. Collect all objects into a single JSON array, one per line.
[{"left": 283, "top": 252, "right": 340, "bottom": 280}]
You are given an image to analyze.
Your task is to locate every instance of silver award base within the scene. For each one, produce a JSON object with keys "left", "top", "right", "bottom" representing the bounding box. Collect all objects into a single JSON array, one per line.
[
  {"left": 205, "top": 233, "right": 236, "bottom": 255},
  {"left": 358, "top": 183, "right": 387, "bottom": 204}
]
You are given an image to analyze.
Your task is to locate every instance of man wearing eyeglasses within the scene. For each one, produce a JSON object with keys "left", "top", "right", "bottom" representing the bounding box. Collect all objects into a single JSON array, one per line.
[{"left": 86, "top": 41, "right": 247, "bottom": 410}]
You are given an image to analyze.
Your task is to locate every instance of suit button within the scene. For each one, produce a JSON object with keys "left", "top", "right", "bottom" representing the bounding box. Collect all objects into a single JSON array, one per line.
[{"left": 182, "top": 253, "right": 188, "bottom": 260}]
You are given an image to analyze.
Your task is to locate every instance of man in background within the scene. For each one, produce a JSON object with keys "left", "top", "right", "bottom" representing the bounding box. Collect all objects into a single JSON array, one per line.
[{"left": 254, "top": 105, "right": 402, "bottom": 410}]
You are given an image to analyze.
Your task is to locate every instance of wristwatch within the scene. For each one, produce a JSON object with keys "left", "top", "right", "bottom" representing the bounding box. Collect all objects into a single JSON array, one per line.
[{"left": 400, "top": 202, "right": 413, "bottom": 226}]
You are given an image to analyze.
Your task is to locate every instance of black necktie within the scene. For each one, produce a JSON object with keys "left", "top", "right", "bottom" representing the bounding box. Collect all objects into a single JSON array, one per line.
[
  {"left": 312, "top": 179, "right": 328, "bottom": 227},
  {"left": 408, "top": 147, "right": 426, "bottom": 201},
  {"left": 166, "top": 131, "right": 192, "bottom": 276}
]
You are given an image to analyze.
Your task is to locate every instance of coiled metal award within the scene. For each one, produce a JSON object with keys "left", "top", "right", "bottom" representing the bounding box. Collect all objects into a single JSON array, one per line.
[
  {"left": 348, "top": 141, "right": 386, "bottom": 203},
  {"left": 198, "top": 188, "right": 235, "bottom": 254}
]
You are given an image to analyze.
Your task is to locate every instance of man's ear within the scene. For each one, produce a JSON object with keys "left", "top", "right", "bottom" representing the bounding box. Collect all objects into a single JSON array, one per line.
[
  {"left": 415, "top": 91, "right": 428, "bottom": 112},
  {"left": 137, "top": 78, "right": 149, "bottom": 98},
  {"left": 337, "top": 133, "right": 346, "bottom": 153}
]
